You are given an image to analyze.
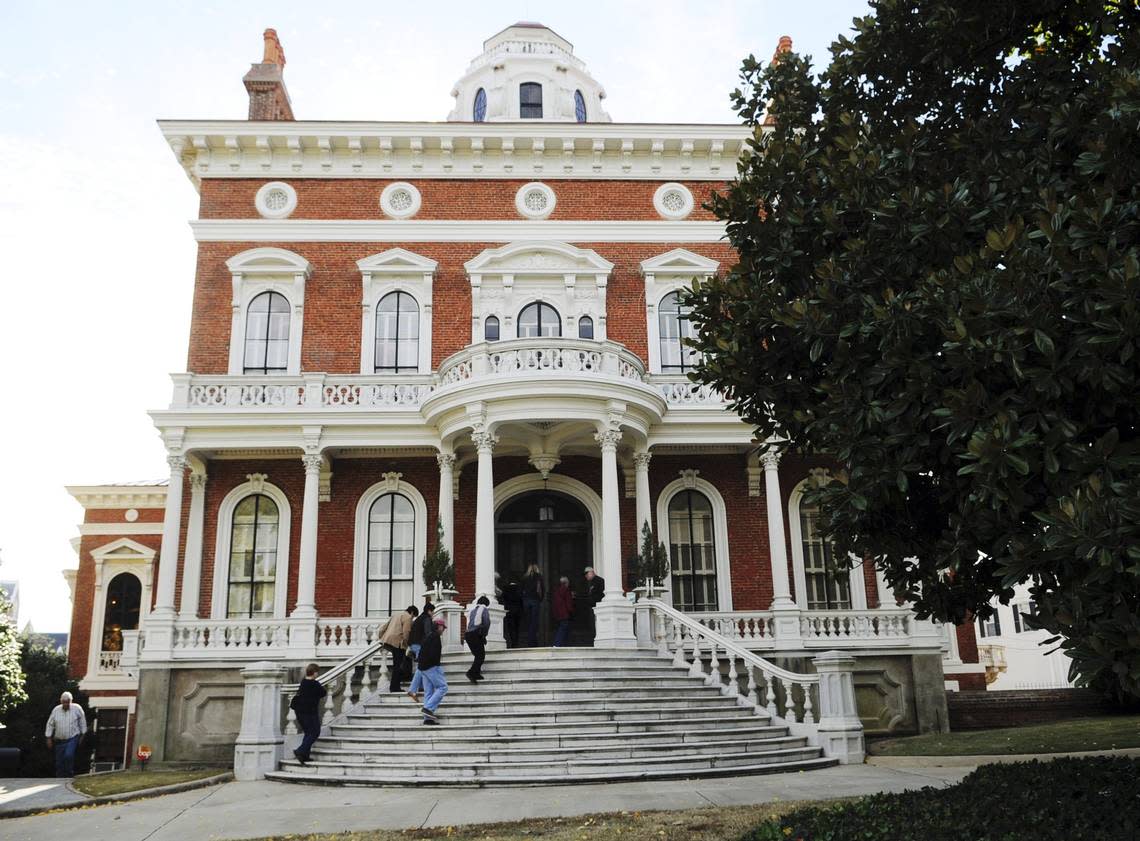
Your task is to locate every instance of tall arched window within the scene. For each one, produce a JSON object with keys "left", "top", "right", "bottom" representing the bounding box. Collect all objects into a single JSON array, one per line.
[
  {"left": 227, "top": 494, "right": 280, "bottom": 618},
  {"left": 574, "top": 90, "right": 587, "bottom": 123},
  {"left": 366, "top": 493, "right": 416, "bottom": 616},
  {"left": 473, "top": 87, "right": 487, "bottom": 122},
  {"left": 484, "top": 315, "right": 500, "bottom": 342},
  {"left": 243, "top": 291, "right": 291, "bottom": 374},
  {"left": 658, "top": 291, "right": 698, "bottom": 372},
  {"left": 518, "top": 302, "right": 561, "bottom": 338},
  {"left": 520, "top": 82, "right": 543, "bottom": 118},
  {"left": 578, "top": 315, "right": 594, "bottom": 339},
  {"left": 375, "top": 291, "right": 420, "bottom": 373},
  {"left": 667, "top": 490, "right": 718, "bottom": 611},
  {"left": 799, "top": 502, "right": 852, "bottom": 610},
  {"left": 101, "top": 573, "right": 141, "bottom": 651}
]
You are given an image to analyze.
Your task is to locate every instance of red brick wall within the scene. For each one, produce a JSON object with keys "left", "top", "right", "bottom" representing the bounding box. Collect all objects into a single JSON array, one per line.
[
  {"left": 187, "top": 240, "right": 735, "bottom": 375},
  {"left": 199, "top": 179, "right": 727, "bottom": 221}
]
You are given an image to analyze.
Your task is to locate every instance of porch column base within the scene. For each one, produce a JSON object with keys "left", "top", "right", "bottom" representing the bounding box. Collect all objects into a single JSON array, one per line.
[
  {"left": 286, "top": 616, "right": 318, "bottom": 659},
  {"left": 138, "top": 613, "right": 175, "bottom": 662},
  {"left": 593, "top": 599, "right": 636, "bottom": 649},
  {"left": 770, "top": 605, "right": 803, "bottom": 647}
]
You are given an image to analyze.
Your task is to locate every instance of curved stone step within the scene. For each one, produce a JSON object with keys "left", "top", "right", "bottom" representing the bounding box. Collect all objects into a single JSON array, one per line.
[{"left": 327, "top": 712, "right": 767, "bottom": 739}]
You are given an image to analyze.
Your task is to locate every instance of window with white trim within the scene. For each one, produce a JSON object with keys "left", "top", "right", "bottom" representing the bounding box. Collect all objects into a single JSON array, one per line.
[
  {"left": 578, "top": 315, "right": 594, "bottom": 340},
  {"left": 243, "top": 291, "right": 291, "bottom": 374},
  {"left": 101, "top": 573, "right": 141, "bottom": 652},
  {"left": 978, "top": 611, "right": 1002, "bottom": 638},
  {"left": 667, "top": 489, "right": 719, "bottom": 611},
  {"left": 374, "top": 291, "right": 420, "bottom": 372},
  {"left": 518, "top": 301, "right": 561, "bottom": 338},
  {"left": 484, "top": 315, "right": 500, "bottom": 342},
  {"left": 365, "top": 492, "right": 416, "bottom": 616},
  {"left": 798, "top": 502, "right": 852, "bottom": 610},
  {"left": 520, "top": 82, "right": 543, "bottom": 118},
  {"left": 658, "top": 291, "right": 698, "bottom": 372},
  {"left": 227, "top": 494, "right": 279, "bottom": 618}
]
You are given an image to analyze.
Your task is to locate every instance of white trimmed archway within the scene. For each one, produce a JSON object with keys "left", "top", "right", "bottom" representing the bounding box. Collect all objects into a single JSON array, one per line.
[
  {"left": 210, "top": 476, "right": 292, "bottom": 619},
  {"left": 787, "top": 477, "right": 868, "bottom": 610},
  {"left": 351, "top": 475, "right": 430, "bottom": 617},
  {"left": 655, "top": 473, "right": 733, "bottom": 611}
]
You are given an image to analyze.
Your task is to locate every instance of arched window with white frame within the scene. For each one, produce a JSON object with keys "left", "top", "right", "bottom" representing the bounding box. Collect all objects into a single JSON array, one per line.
[
  {"left": 101, "top": 572, "right": 141, "bottom": 652},
  {"left": 518, "top": 301, "right": 561, "bottom": 338},
  {"left": 225, "top": 247, "right": 310, "bottom": 377},
  {"left": 658, "top": 290, "right": 698, "bottom": 372},
  {"left": 352, "top": 477, "right": 428, "bottom": 617},
  {"left": 788, "top": 477, "right": 867, "bottom": 611},
  {"left": 226, "top": 494, "right": 280, "bottom": 618},
  {"left": 374, "top": 291, "right": 420, "bottom": 372},
  {"left": 243, "top": 291, "right": 291, "bottom": 374},
  {"left": 656, "top": 475, "right": 733, "bottom": 612}
]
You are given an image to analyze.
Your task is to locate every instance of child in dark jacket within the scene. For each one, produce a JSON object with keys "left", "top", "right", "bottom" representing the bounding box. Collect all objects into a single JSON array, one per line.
[{"left": 290, "top": 663, "right": 327, "bottom": 764}]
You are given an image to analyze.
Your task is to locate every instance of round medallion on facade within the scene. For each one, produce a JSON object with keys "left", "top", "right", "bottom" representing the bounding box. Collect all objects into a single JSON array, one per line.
[
  {"left": 124, "top": 508, "right": 139, "bottom": 522},
  {"left": 380, "top": 182, "right": 422, "bottom": 219},
  {"left": 515, "top": 182, "right": 556, "bottom": 220},
  {"left": 254, "top": 181, "right": 298, "bottom": 219},
  {"left": 653, "top": 182, "right": 694, "bottom": 220}
]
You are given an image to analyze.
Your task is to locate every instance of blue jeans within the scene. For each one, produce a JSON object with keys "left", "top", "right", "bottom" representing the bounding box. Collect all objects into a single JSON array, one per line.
[
  {"left": 419, "top": 665, "right": 448, "bottom": 714},
  {"left": 408, "top": 644, "right": 423, "bottom": 694},
  {"left": 295, "top": 712, "right": 320, "bottom": 759},
  {"left": 553, "top": 619, "right": 571, "bottom": 647},
  {"left": 523, "top": 598, "right": 541, "bottom": 646},
  {"left": 54, "top": 735, "right": 80, "bottom": 777}
]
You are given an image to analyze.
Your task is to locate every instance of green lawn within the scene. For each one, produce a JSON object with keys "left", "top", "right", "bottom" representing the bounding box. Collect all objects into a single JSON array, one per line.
[
  {"left": 868, "top": 714, "right": 1140, "bottom": 756},
  {"left": 71, "top": 767, "right": 227, "bottom": 797}
]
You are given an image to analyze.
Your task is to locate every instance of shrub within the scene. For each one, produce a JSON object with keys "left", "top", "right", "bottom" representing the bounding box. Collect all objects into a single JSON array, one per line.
[
  {"left": 742, "top": 757, "right": 1140, "bottom": 841},
  {"left": 421, "top": 519, "right": 454, "bottom": 591}
]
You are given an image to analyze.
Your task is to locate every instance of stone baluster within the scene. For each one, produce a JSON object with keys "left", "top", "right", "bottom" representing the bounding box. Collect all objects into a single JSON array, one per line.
[
  {"left": 358, "top": 652, "right": 372, "bottom": 696},
  {"left": 284, "top": 706, "right": 298, "bottom": 737},
  {"left": 780, "top": 678, "right": 795, "bottom": 721},
  {"left": 746, "top": 664, "right": 760, "bottom": 707},
  {"left": 706, "top": 641, "right": 720, "bottom": 688},
  {"left": 688, "top": 635, "right": 704, "bottom": 679},
  {"left": 726, "top": 654, "right": 740, "bottom": 699},
  {"left": 765, "top": 675, "right": 778, "bottom": 717},
  {"left": 671, "top": 622, "right": 686, "bottom": 668},
  {"left": 322, "top": 679, "right": 337, "bottom": 725},
  {"left": 801, "top": 682, "right": 815, "bottom": 725},
  {"left": 378, "top": 647, "right": 390, "bottom": 689}
]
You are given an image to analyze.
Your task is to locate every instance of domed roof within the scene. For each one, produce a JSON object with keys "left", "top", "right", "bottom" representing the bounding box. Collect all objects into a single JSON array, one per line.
[{"left": 447, "top": 23, "right": 611, "bottom": 123}]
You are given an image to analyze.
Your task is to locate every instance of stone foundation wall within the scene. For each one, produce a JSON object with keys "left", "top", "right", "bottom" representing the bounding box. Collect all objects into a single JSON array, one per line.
[
  {"left": 135, "top": 666, "right": 250, "bottom": 763},
  {"left": 947, "top": 688, "right": 1116, "bottom": 730}
]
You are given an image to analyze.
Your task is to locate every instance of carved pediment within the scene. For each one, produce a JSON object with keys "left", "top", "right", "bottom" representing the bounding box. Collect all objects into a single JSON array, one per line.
[{"left": 465, "top": 241, "right": 613, "bottom": 278}]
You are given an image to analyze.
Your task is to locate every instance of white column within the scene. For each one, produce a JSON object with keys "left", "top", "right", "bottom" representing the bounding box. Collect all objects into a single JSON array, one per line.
[
  {"left": 436, "top": 452, "right": 456, "bottom": 559},
  {"left": 179, "top": 471, "right": 208, "bottom": 618},
  {"left": 293, "top": 453, "right": 322, "bottom": 618},
  {"left": 633, "top": 451, "right": 652, "bottom": 539},
  {"left": 762, "top": 449, "right": 796, "bottom": 609},
  {"left": 153, "top": 454, "right": 187, "bottom": 616},
  {"left": 594, "top": 427, "right": 636, "bottom": 648},
  {"left": 472, "top": 431, "right": 497, "bottom": 598}
]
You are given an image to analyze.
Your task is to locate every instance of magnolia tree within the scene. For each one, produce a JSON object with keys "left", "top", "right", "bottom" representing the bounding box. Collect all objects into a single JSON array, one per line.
[
  {"left": 686, "top": 0, "right": 1140, "bottom": 700},
  {"left": 0, "top": 593, "right": 27, "bottom": 723}
]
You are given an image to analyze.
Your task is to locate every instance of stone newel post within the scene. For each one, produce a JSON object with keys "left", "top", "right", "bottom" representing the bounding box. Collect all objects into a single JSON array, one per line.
[
  {"left": 812, "top": 650, "right": 865, "bottom": 764},
  {"left": 234, "top": 661, "right": 286, "bottom": 780}
]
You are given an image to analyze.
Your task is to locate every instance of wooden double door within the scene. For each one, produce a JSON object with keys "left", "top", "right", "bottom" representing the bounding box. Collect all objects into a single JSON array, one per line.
[{"left": 496, "top": 492, "right": 594, "bottom": 647}]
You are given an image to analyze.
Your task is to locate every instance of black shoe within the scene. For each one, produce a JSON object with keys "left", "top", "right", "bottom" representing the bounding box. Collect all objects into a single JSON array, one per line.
[
  {"left": 422, "top": 718, "right": 440, "bottom": 726},
  {"left": 466, "top": 672, "right": 477, "bottom": 683},
  {"left": 421, "top": 707, "right": 438, "bottom": 721},
  {"left": 293, "top": 750, "right": 309, "bottom": 765}
]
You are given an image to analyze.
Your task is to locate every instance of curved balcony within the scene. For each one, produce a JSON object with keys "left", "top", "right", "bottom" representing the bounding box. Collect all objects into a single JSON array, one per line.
[{"left": 437, "top": 337, "right": 646, "bottom": 386}]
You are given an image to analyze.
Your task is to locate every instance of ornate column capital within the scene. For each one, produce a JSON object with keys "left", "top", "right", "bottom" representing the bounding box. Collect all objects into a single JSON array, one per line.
[
  {"left": 759, "top": 449, "right": 782, "bottom": 471},
  {"left": 436, "top": 452, "right": 457, "bottom": 471},
  {"left": 301, "top": 453, "right": 323, "bottom": 474},
  {"left": 594, "top": 428, "right": 623, "bottom": 452},
  {"left": 166, "top": 454, "right": 188, "bottom": 472},
  {"left": 472, "top": 430, "right": 498, "bottom": 453},
  {"left": 189, "top": 472, "right": 208, "bottom": 492},
  {"left": 632, "top": 451, "right": 652, "bottom": 471}
]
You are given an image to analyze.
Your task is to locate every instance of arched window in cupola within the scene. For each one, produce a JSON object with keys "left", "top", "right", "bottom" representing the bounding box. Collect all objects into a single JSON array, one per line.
[
  {"left": 574, "top": 89, "right": 587, "bottom": 123},
  {"left": 520, "top": 82, "right": 543, "bottom": 118},
  {"left": 518, "top": 301, "right": 561, "bottom": 338},
  {"left": 473, "top": 88, "right": 487, "bottom": 122}
]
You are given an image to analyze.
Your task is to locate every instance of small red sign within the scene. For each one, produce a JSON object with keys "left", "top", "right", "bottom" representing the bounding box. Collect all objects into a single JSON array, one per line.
[{"left": 136, "top": 745, "right": 152, "bottom": 761}]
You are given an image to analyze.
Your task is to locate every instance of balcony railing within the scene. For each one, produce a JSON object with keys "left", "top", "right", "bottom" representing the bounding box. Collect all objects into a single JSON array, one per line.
[
  {"left": 436, "top": 338, "right": 647, "bottom": 387},
  {"left": 689, "top": 606, "right": 925, "bottom": 650},
  {"left": 171, "top": 373, "right": 435, "bottom": 410}
]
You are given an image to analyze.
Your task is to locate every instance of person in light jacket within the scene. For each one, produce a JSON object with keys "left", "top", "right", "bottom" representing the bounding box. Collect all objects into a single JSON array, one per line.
[
  {"left": 552, "top": 576, "right": 574, "bottom": 647},
  {"left": 289, "top": 663, "right": 327, "bottom": 765},
  {"left": 44, "top": 691, "right": 86, "bottom": 777},
  {"left": 377, "top": 605, "right": 419, "bottom": 693},
  {"left": 464, "top": 595, "right": 492, "bottom": 682},
  {"left": 417, "top": 616, "right": 449, "bottom": 724}
]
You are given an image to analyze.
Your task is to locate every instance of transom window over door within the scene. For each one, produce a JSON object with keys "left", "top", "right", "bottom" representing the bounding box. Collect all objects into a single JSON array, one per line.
[
  {"left": 366, "top": 492, "right": 416, "bottom": 616},
  {"left": 658, "top": 291, "right": 699, "bottom": 372},
  {"left": 520, "top": 82, "right": 543, "bottom": 118},
  {"left": 227, "top": 494, "right": 279, "bottom": 618},
  {"left": 243, "top": 291, "right": 291, "bottom": 374},
  {"left": 799, "top": 504, "right": 852, "bottom": 610},
  {"left": 667, "top": 490, "right": 719, "bottom": 611},
  {"left": 375, "top": 291, "right": 420, "bottom": 372},
  {"left": 518, "top": 302, "right": 561, "bottom": 338}
]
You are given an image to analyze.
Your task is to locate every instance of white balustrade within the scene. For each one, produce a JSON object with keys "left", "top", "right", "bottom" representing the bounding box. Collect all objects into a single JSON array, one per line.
[
  {"left": 690, "top": 607, "right": 916, "bottom": 649},
  {"left": 98, "top": 650, "right": 123, "bottom": 673},
  {"left": 656, "top": 379, "right": 726, "bottom": 405},
  {"left": 435, "top": 338, "right": 647, "bottom": 389},
  {"left": 174, "top": 374, "right": 433, "bottom": 411}
]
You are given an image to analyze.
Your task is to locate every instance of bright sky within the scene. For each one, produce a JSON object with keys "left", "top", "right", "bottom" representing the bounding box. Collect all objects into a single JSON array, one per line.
[{"left": 0, "top": 0, "right": 871, "bottom": 633}]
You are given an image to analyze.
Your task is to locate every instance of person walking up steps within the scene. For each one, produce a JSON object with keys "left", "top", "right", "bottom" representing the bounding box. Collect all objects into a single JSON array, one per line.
[
  {"left": 289, "top": 663, "right": 327, "bottom": 765},
  {"left": 552, "top": 576, "right": 574, "bottom": 647},
  {"left": 406, "top": 601, "right": 435, "bottom": 704},
  {"left": 417, "top": 616, "right": 449, "bottom": 724},
  {"left": 378, "top": 604, "right": 418, "bottom": 693},
  {"left": 522, "top": 563, "right": 544, "bottom": 647},
  {"left": 465, "top": 595, "right": 491, "bottom": 681}
]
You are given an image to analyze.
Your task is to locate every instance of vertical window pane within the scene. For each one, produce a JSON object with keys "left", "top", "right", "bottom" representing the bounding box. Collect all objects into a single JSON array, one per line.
[
  {"left": 375, "top": 292, "right": 420, "bottom": 373},
  {"left": 228, "top": 494, "right": 279, "bottom": 618},
  {"left": 366, "top": 493, "right": 416, "bottom": 616},
  {"left": 244, "top": 292, "right": 290, "bottom": 374},
  {"left": 667, "top": 490, "right": 718, "bottom": 611}
]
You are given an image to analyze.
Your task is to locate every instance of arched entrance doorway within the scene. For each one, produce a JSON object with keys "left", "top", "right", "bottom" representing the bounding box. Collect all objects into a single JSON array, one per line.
[{"left": 496, "top": 490, "right": 594, "bottom": 647}]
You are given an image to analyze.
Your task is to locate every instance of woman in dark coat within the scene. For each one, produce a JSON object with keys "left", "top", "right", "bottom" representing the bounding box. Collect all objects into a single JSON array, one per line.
[{"left": 552, "top": 576, "right": 574, "bottom": 647}]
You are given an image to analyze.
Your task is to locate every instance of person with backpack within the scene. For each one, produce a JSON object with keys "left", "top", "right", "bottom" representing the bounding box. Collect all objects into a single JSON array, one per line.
[
  {"left": 552, "top": 576, "right": 574, "bottom": 647},
  {"left": 464, "top": 595, "right": 492, "bottom": 681},
  {"left": 290, "top": 663, "right": 327, "bottom": 764},
  {"left": 377, "top": 604, "right": 419, "bottom": 693},
  {"left": 406, "top": 601, "right": 435, "bottom": 704},
  {"left": 417, "top": 616, "right": 449, "bottom": 724},
  {"left": 521, "top": 563, "right": 544, "bottom": 647}
]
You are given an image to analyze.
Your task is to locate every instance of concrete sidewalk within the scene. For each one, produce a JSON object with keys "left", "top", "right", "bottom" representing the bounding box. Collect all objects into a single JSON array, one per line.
[
  {"left": 0, "top": 763, "right": 972, "bottom": 841},
  {"left": 0, "top": 779, "right": 88, "bottom": 815}
]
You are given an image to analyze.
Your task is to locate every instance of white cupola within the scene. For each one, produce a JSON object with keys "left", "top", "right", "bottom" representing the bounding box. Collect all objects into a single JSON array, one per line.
[{"left": 447, "top": 22, "right": 612, "bottom": 123}]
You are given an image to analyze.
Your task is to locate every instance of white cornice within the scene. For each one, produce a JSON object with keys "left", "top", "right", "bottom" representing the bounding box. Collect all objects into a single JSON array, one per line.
[
  {"left": 159, "top": 120, "right": 752, "bottom": 187},
  {"left": 78, "top": 523, "right": 165, "bottom": 536},
  {"left": 191, "top": 219, "right": 729, "bottom": 243},
  {"left": 67, "top": 486, "right": 167, "bottom": 509}
]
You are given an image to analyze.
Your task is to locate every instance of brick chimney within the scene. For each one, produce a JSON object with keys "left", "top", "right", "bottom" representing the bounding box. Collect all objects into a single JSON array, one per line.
[
  {"left": 762, "top": 36, "right": 794, "bottom": 127},
  {"left": 242, "top": 28, "right": 294, "bottom": 121}
]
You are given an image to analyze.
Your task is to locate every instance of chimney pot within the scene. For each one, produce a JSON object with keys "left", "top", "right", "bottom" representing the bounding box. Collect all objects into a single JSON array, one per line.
[{"left": 243, "top": 27, "right": 294, "bottom": 121}]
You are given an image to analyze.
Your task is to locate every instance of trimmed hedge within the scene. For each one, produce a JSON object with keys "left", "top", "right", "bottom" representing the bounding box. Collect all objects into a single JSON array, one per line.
[{"left": 742, "top": 757, "right": 1140, "bottom": 841}]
